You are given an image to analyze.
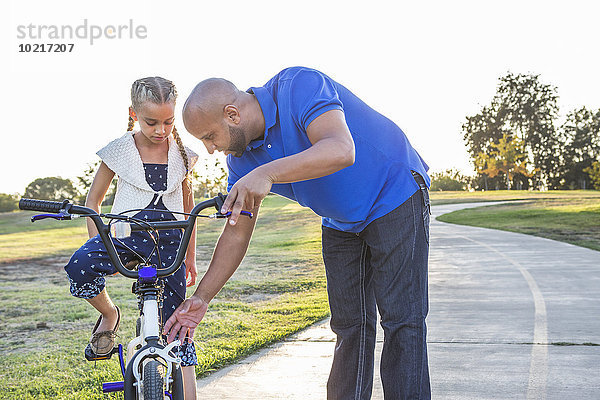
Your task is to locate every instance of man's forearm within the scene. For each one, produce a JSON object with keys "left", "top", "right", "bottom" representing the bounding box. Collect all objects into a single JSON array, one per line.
[
  {"left": 258, "top": 137, "right": 354, "bottom": 185},
  {"left": 192, "top": 211, "right": 257, "bottom": 302}
]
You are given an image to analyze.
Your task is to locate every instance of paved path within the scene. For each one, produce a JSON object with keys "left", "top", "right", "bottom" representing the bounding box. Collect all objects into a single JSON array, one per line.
[{"left": 197, "top": 202, "right": 600, "bottom": 399}]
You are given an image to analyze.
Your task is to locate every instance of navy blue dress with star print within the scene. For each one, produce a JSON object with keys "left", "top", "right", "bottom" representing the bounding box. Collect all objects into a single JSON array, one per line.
[{"left": 64, "top": 163, "right": 197, "bottom": 366}]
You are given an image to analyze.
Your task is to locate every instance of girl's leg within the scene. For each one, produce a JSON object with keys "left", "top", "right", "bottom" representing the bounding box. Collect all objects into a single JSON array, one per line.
[
  {"left": 86, "top": 288, "right": 119, "bottom": 331},
  {"left": 64, "top": 236, "right": 133, "bottom": 333},
  {"left": 182, "top": 366, "right": 197, "bottom": 399}
]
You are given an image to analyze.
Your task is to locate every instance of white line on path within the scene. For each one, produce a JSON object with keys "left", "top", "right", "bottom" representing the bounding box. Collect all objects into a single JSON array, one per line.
[{"left": 459, "top": 236, "right": 548, "bottom": 400}]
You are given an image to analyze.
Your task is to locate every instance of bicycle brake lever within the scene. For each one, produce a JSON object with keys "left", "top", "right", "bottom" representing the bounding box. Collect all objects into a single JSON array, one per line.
[
  {"left": 224, "top": 211, "right": 253, "bottom": 219},
  {"left": 31, "top": 212, "right": 76, "bottom": 222},
  {"left": 208, "top": 210, "right": 253, "bottom": 219}
]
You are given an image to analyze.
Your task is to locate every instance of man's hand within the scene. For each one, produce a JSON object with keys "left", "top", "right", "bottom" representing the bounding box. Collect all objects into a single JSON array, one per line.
[
  {"left": 222, "top": 168, "right": 273, "bottom": 225},
  {"left": 163, "top": 295, "right": 208, "bottom": 343},
  {"left": 186, "top": 259, "right": 198, "bottom": 287}
]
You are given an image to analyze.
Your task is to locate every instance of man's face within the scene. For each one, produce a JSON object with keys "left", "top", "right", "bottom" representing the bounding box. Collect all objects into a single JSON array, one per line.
[{"left": 184, "top": 109, "right": 248, "bottom": 157}]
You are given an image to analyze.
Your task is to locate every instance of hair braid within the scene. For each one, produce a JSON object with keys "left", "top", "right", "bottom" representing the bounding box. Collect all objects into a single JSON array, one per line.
[
  {"left": 127, "top": 115, "right": 135, "bottom": 132},
  {"left": 172, "top": 126, "right": 192, "bottom": 190}
]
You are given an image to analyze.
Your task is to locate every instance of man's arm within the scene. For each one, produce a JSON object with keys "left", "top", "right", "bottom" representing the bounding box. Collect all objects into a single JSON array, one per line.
[
  {"left": 260, "top": 109, "right": 355, "bottom": 183},
  {"left": 194, "top": 203, "right": 258, "bottom": 301},
  {"left": 222, "top": 109, "right": 354, "bottom": 224},
  {"left": 163, "top": 203, "right": 259, "bottom": 342},
  {"left": 164, "top": 108, "right": 354, "bottom": 341}
]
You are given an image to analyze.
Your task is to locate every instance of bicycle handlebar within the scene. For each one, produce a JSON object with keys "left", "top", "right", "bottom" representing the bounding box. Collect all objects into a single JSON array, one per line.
[
  {"left": 19, "top": 196, "right": 225, "bottom": 279},
  {"left": 19, "top": 198, "right": 72, "bottom": 213}
]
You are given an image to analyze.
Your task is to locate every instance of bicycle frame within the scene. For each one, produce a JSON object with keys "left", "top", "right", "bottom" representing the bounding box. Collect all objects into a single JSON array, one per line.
[
  {"left": 19, "top": 195, "right": 234, "bottom": 399},
  {"left": 124, "top": 266, "right": 184, "bottom": 398}
]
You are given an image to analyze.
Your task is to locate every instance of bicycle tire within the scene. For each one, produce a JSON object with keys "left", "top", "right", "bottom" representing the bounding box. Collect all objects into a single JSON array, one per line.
[
  {"left": 170, "top": 365, "right": 184, "bottom": 399},
  {"left": 142, "top": 360, "right": 164, "bottom": 400}
]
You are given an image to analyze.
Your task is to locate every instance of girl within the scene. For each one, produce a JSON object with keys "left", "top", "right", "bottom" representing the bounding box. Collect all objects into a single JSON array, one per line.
[{"left": 64, "top": 76, "right": 198, "bottom": 398}]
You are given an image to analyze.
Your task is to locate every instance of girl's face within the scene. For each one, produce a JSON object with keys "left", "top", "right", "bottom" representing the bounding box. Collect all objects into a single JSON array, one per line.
[{"left": 130, "top": 101, "right": 175, "bottom": 144}]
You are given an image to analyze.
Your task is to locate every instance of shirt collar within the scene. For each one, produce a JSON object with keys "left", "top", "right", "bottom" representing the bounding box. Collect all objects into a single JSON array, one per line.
[{"left": 246, "top": 86, "right": 277, "bottom": 150}]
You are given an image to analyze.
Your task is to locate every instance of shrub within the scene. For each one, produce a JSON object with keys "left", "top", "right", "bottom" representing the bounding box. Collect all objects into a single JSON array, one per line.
[
  {"left": 584, "top": 161, "right": 600, "bottom": 190},
  {"left": 430, "top": 169, "right": 471, "bottom": 191},
  {"left": 23, "top": 177, "right": 79, "bottom": 201},
  {"left": 0, "top": 193, "right": 19, "bottom": 212}
]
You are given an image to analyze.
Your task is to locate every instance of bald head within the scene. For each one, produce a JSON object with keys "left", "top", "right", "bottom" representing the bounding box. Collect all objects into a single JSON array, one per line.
[
  {"left": 183, "top": 78, "right": 241, "bottom": 119},
  {"left": 182, "top": 77, "right": 265, "bottom": 156}
]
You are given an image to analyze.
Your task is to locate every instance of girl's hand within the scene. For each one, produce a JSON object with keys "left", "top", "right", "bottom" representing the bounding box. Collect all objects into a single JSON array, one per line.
[{"left": 186, "top": 259, "right": 198, "bottom": 287}]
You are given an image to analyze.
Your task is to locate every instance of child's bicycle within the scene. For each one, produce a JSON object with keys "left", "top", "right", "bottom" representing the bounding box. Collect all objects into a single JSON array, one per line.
[{"left": 19, "top": 194, "right": 251, "bottom": 400}]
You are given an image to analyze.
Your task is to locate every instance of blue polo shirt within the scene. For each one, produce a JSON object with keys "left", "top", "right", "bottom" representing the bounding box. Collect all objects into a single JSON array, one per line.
[{"left": 227, "top": 67, "right": 430, "bottom": 233}]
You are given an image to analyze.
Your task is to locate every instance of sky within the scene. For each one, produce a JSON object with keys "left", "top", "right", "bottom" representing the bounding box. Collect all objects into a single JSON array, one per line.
[{"left": 1, "top": 0, "right": 599, "bottom": 194}]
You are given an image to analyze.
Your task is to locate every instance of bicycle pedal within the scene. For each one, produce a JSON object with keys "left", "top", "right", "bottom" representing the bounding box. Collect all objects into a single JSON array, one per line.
[{"left": 85, "top": 344, "right": 119, "bottom": 361}]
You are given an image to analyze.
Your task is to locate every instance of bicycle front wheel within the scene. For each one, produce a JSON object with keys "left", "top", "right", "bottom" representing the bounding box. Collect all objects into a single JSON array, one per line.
[{"left": 142, "top": 360, "right": 165, "bottom": 400}]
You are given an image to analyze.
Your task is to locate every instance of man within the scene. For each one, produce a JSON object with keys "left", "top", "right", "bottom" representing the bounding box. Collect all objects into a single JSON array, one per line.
[{"left": 164, "top": 67, "right": 431, "bottom": 399}]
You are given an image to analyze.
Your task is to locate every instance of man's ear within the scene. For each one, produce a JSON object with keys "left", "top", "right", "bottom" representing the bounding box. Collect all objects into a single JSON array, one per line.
[
  {"left": 129, "top": 106, "right": 138, "bottom": 121},
  {"left": 224, "top": 104, "right": 240, "bottom": 124}
]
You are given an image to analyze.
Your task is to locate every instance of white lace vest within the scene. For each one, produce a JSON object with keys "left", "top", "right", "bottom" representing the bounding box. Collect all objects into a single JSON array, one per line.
[{"left": 96, "top": 132, "right": 198, "bottom": 221}]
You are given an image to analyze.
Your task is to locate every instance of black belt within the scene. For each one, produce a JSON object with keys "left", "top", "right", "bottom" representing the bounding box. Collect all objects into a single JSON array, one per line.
[{"left": 411, "top": 170, "right": 427, "bottom": 190}]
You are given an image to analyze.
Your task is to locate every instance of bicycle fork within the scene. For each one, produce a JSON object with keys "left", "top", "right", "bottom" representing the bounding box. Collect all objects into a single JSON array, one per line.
[{"left": 127, "top": 298, "right": 183, "bottom": 398}]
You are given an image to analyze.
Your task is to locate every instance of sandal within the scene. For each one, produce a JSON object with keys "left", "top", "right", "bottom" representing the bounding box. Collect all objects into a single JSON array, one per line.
[{"left": 87, "top": 306, "right": 121, "bottom": 356}]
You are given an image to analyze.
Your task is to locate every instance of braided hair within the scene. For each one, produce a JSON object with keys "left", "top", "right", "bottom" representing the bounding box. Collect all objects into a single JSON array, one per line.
[{"left": 128, "top": 77, "right": 192, "bottom": 190}]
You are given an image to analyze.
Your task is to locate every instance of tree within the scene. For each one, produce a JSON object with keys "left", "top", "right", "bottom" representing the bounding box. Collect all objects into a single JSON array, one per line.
[
  {"left": 430, "top": 169, "right": 471, "bottom": 191},
  {"left": 558, "top": 107, "right": 600, "bottom": 189},
  {"left": 24, "top": 177, "right": 79, "bottom": 201},
  {"left": 74, "top": 162, "right": 98, "bottom": 204},
  {"left": 0, "top": 193, "right": 19, "bottom": 212},
  {"left": 476, "top": 133, "right": 531, "bottom": 190},
  {"left": 584, "top": 161, "right": 600, "bottom": 190},
  {"left": 463, "top": 72, "right": 560, "bottom": 189},
  {"left": 495, "top": 73, "right": 560, "bottom": 188},
  {"left": 75, "top": 161, "right": 117, "bottom": 205},
  {"left": 193, "top": 157, "right": 228, "bottom": 198},
  {"left": 473, "top": 151, "right": 493, "bottom": 190},
  {"left": 463, "top": 105, "right": 503, "bottom": 162}
]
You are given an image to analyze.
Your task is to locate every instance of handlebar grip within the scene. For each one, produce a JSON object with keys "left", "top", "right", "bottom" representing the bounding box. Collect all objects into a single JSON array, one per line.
[{"left": 19, "top": 198, "right": 68, "bottom": 213}]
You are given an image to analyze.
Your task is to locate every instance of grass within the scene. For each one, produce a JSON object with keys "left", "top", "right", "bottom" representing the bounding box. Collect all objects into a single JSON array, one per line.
[
  {"left": 429, "top": 189, "right": 600, "bottom": 205},
  {"left": 433, "top": 191, "right": 600, "bottom": 252},
  {"left": 0, "top": 195, "right": 329, "bottom": 399},
  {"left": 3, "top": 189, "right": 599, "bottom": 397},
  {"left": 0, "top": 206, "right": 111, "bottom": 263}
]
